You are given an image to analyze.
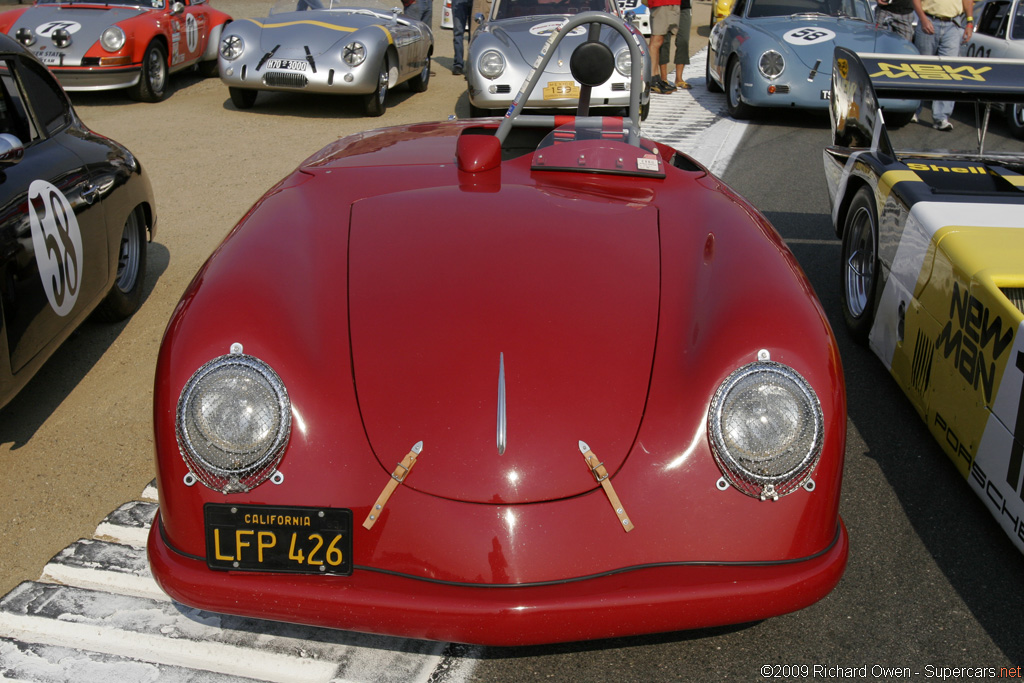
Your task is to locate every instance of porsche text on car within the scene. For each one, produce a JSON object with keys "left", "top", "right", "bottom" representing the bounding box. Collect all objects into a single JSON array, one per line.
[{"left": 824, "top": 47, "right": 1024, "bottom": 553}]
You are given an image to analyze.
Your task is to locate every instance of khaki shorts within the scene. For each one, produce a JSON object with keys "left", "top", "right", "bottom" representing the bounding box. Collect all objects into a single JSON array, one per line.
[{"left": 651, "top": 4, "right": 680, "bottom": 36}]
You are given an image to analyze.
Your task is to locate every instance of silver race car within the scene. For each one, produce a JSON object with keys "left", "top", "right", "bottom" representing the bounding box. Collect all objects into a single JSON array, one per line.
[
  {"left": 218, "top": 0, "right": 433, "bottom": 116},
  {"left": 466, "top": 0, "right": 650, "bottom": 117}
]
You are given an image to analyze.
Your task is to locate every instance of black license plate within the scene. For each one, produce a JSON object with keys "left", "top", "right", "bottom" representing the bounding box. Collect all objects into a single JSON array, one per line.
[{"left": 205, "top": 504, "right": 353, "bottom": 575}]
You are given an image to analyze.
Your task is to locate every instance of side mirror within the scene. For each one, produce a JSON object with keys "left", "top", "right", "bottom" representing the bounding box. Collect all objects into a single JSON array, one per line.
[
  {"left": 473, "top": 12, "right": 484, "bottom": 23},
  {"left": 0, "top": 133, "right": 24, "bottom": 167},
  {"left": 170, "top": 2, "right": 185, "bottom": 15}
]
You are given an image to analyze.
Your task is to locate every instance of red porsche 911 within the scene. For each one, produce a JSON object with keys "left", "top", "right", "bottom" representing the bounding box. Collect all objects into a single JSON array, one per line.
[
  {"left": 148, "top": 12, "right": 848, "bottom": 646},
  {"left": 0, "top": 0, "right": 231, "bottom": 101}
]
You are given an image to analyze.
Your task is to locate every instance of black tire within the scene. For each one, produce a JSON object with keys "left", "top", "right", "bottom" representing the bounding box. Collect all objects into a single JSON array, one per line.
[
  {"left": 363, "top": 59, "right": 389, "bottom": 117},
  {"left": 840, "top": 186, "right": 879, "bottom": 345},
  {"left": 95, "top": 208, "right": 147, "bottom": 322},
  {"left": 229, "top": 87, "right": 257, "bottom": 109},
  {"left": 639, "top": 85, "right": 651, "bottom": 121},
  {"left": 129, "top": 41, "right": 169, "bottom": 102},
  {"left": 1007, "top": 103, "right": 1024, "bottom": 140},
  {"left": 408, "top": 52, "right": 431, "bottom": 93},
  {"left": 705, "top": 50, "right": 722, "bottom": 93},
  {"left": 725, "top": 56, "right": 752, "bottom": 119}
]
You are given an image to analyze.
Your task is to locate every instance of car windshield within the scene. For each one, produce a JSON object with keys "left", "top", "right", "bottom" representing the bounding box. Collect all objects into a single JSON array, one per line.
[
  {"left": 270, "top": 0, "right": 397, "bottom": 13},
  {"left": 494, "top": 0, "right": 614, "bottom": 20},
  {"left": 745, "top": 0, "right": 871, "bottom": 19}
]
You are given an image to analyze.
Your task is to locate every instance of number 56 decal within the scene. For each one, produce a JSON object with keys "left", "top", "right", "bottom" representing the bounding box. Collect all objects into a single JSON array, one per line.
[{"left": 783, "top": 27, "right": 836, "bottom": 45}]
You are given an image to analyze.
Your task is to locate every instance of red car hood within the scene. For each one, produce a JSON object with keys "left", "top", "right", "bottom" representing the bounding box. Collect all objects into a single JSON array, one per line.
[{"left": 348, "top": 182, "right": 659, "bottom": 504}]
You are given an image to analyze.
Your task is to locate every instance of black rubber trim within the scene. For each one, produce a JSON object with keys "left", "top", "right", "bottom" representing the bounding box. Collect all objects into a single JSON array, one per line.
[{"left": 159, "top": 517, "right": 843, "bottom": 588}]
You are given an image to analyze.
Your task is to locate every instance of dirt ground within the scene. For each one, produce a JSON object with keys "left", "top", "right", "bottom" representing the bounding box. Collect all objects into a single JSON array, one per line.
[{"left": 0, "top": 0, "right": 711, "bottom": 598}]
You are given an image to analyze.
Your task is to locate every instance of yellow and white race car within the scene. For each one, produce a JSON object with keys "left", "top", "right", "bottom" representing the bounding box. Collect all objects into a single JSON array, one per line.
[{"left": 824, "top": 48, "right": 1024, "bottom": 553}]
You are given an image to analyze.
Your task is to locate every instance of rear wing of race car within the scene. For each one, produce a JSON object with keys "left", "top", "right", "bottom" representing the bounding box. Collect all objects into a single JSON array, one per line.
[{"left": 829, "top": 47, "right": 1024, "bottom": 155}]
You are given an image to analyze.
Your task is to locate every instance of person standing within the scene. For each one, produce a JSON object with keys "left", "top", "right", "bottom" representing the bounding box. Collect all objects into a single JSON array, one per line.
[
  {"left": 404, "top": 0, "right": 434, "bottom": 30},
  {"left": 658, "top": 0, "right": 692, "bottom": 89},
  {"left": 875, "top": 0, "right": 916, "bottom": 40},
  {"left": 648, "top": 0, "right": 679, "bottom": 93},
  {"left": 912, "top": 0, "right": 975, "bottom": 130},
  {"left": 452, "top": 0, "right": 472, "bottom": 75}
]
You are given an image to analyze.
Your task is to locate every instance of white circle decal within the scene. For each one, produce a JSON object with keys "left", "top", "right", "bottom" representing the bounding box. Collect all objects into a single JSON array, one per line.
[
  {"left": 185, "top": 13, "right": 199, "bottom": 52},
  {"left": 35, "top": 20, "right": 83, "bottom": 36},
  {"left": 782, "top": 26, "right": 836, "bottom": 45},
  {"left": 529, "top": 20, "right": 587, "bottom": 36},
  {"left": 29, "top": 179, "right": 83, "bottom": 317}
]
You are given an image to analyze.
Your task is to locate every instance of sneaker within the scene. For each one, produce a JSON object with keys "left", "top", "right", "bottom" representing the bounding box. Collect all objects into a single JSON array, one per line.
[
  {"left": 452, "top": 66, "right": 463, "bottom": 76},
  {"left": 676, "top": 80, "right": 692, "bottom": 89},
  {"left": 911, "top": 113, "right": 918, "bottom": 123},
  {"left": 651, "top": 78, "right": 671, "bottom": 94},
  {"left": 933, "top": 119, "right": 953, "bottom": 131}
]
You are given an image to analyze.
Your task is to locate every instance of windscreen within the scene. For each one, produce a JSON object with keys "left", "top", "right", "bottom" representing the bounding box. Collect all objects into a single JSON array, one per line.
[
  {"left": 746, "top": 0, "right": 871, "bottom": 19},
  {"left": 271, "top": 0, "right": 395, "bottom": 13},
  {"left": 494, "top": 0, "right": 614, "bottom": 20}
]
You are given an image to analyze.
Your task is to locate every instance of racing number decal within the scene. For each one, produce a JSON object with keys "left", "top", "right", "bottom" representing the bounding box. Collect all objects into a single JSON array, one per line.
[
  {"left": 28, "top": 180, "right": 83, "bottom": 317},
  {"left": 35, "top": 21, "right": 82, "bottom": 37},
  {"left": 782, "top": 27, "right": 836, "bottom": 45},
  {"left": 185, "top": 13, "right": 199, "bottom": 53}
]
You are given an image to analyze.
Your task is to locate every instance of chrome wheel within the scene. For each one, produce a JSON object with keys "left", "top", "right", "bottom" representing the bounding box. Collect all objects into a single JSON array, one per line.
[
  {"left": 114, "top": 211, "right": 141, "bottom": 294},
  {"left": 840, "top": 187, "right": 878, "bottom": 344}
]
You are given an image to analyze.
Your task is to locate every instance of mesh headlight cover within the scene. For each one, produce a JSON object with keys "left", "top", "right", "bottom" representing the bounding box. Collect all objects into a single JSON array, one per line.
[
  {"left": 176, "top": 353, "right": 291, "bottom": 493},
  {"left": 708, "top": 361, "right": 823, "bottom": 500}
]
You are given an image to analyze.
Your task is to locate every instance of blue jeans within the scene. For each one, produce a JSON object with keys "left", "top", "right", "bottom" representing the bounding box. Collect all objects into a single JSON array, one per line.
[
  {"left": 404, "top": 0, "right": 433, "bottom": 28},
  {"left": 914, "top": 18, "right": 966, "bottom": 122},
  {"left": 452, "top": 0, "right": 472, "bottom": 70}
]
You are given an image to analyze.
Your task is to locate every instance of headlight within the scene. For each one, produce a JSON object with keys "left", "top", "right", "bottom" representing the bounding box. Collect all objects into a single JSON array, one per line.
[
  {"left": 220, "top": 34, "right": 244, "bottom": 60},
  {"left": 15, "top": 27, "right": 35, "bottom": 47},
  {"left": 614, "top": 47, "right": 631, "bottom": 77},
  {"left": 708, "top": 360, "right": 823, "bottom": 501},
  {"left": 100, "top": 26, "right": 125, "bottom": 52},
  {"left": 758, "top": 50, "right": 784, "bottom": 79},
  {"left": 51, "top": 28, "right": 72, "bottom": 48},
  {"left": 343, "top": 42, "right": 366, "bottom": 67},
  {"left": 478, "top": 50, "right": 505, "bottom": 79},
  {"left": 176, "top": 352, "right": 291, "bottom": 493}
]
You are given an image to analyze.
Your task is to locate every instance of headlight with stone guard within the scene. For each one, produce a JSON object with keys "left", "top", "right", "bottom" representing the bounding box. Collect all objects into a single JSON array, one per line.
[
  {"left": 708, "top": 360, "right": 823, "bottom": 501},
  {"left": 176, "top": 352, "right": 291, "bottom": 494}
]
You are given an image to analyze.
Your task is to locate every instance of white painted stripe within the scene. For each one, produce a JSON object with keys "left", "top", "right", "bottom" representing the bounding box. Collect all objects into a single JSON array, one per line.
[{"left": 642, "top": 48, "right": 745, "bottom": 176}]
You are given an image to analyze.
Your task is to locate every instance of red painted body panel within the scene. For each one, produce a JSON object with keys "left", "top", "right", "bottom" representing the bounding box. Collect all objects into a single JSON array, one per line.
[
  {"left": 149, "top": 119, "right": 848, "bottom": 645},
  {"left": 0, "top": 1, "right": 231, "bottom": 79}
]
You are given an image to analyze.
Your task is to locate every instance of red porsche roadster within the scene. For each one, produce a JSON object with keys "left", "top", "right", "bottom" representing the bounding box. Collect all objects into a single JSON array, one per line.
[{"left": 148, "top": 13, "right": 848, "bottom": 646}]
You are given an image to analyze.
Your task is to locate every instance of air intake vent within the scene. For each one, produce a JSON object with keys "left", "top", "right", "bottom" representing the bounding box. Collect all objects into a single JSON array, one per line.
[
  {"left": 1002, "top": 288, "right": 1024, "bottom": 314},
  {"left": 911, "top": 329, "right": 933, "bottom": 394},
  {"left": 263, "top": 72, "right": 308, "bottom": 88},
  {"left": 495, "top": 84, "right": 511, "bottom": 94},
  {"left": 611, "top": 83, "right": 626, "bottom": 91}
]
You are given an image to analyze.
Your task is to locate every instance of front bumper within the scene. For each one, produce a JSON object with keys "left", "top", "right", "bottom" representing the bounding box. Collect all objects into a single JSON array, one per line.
[
  {"left": 49, "top": 66, "right": 142, "bottom": 92},
  {"left": 219, "top": 60, "right": 378, "bottom": 96},
  {"left": 149, "top": 514, "right": 848, "bottom": 646},
  {"left": 468, "top": 77, "right": 636, "bottom": 111}
]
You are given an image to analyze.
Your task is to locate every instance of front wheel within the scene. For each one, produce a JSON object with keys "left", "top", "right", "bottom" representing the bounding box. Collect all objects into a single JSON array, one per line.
[
  {"left": 725, "top": 57, "right": 752, "bottom": 119},
  {"left": 229, "top": 87, "right": 257, "bottom": 109},
  {"left": 95, "top": 208, "right": 147, "bottom": 322},
  {"left": 408, "top": 53, "right": 431, "bottom": 93},
  {"left": 363, "top": 59, "right": 389, "bottom": 116},
  {"left": 1007, "top": 103, "right": 1024, "bottom": 140},
  {"left": 840, "top": 186, "right": 880, "bottom": 345},
  {"left": 129, "top": 41, "right": 169, "bottom": 102}
]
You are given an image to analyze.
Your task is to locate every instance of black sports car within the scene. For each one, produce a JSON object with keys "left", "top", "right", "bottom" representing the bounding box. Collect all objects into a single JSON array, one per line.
[{"left": 0, "top": 33, "right": 155, "bottom": 409}]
